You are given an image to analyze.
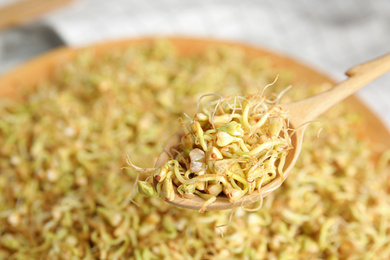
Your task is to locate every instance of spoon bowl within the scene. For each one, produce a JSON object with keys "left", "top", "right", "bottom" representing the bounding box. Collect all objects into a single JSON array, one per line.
[{"left": 155, "top": 52, "right": 390, "bottom": 211}]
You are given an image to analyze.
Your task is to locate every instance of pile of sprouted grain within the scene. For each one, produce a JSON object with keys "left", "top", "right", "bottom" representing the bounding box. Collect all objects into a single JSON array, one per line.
[
  {"left": 135, "top": 89, "right": 292, "bottom": 212},
  {"left": 0, "top": 40, "right": 389, "bottom": 259}
]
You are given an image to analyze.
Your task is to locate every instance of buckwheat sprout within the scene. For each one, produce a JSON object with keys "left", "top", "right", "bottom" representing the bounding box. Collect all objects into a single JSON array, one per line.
[
  {"left": 229, "top": 177, "right": 242, "bottom": 190},
  {"left": 171, "top": 148, "right": 190, "bottom": 166},
  {"left": 289, "top": 120, "right": 319, "bottom": 133},
  {"left": 225, "top": 96, "right": 237, "bottom": 111},
  {"left": 168, "top": 160, "right": 198, "bottom": 185},
  {"left": 244, "top": 198, "right": 264, "bottom": 212},
  {"left": 226, "top": 96, "right": 239, "bottom": 119},
  {"left": 197, "top": 174, "right": 228, "bottom": 185},
  {"left": 199, "top": 196, "right": 217, "bottom": 213},
  {"left": 252, "top": 102, "right": 268, "bottom": 117},
  {"left": 277, "top": 152, "right": 288, "bottom": 180},
  {"left": 160, "top": 142, "right": 174, "bottom": 159},
  {"left": 231, "top": 174, "right": 249, "bottom": 193},
  {"left": 127, "top": 172, "right": 141, "bottom": 208},
  {"left": 224, "top": 96, "right": 247, "bottom": 112},
  {"left": 184, "top": 169, "right": 192, "bottom": 179},
  {"left": 273, "top": 85, "right": 293, "bottom": 104},
  {"left": 260, "top": 74, "right": 279, "bottom": 98},
  {"left": 241, "top": 103, "right": 251, "bottom": 130},
  {"left": 144, "top": 175, "right": 153, "bottom": 182},
  {"left": 287, "top": 120, "right": 323, "bottom": 139},
  {"left": 178, "top": 117, "right": 190, "bottom": 135},
  {"left": 124, "top": 155, "right": 149, "bottom": 173},
  {"left": 123, "top": 155, "right": 155, "bottom": 207},
  {"left": 215, "top": 208, "right": 236, "bottom": 236},
  {"left": 237, "top": 139, "right": 286, "bottom": 157},
  {"left": 209, "top": 100, "right": 223, "bottom": 129},
  {"left": 201, "top": 99, "right": 222, "bottom": 117},
  {"left": 317, "top": 126, "right": 323, "bottom": 138},
  {"left": 196, "top": 93, "right": 224, "bottom": 114},
  {"left": 242, "top": 190, "right": 264, "bottom": 212},
  {"left": 250, "top": 112, "right": 269, "bottom": 133},
  {"left": 183, "top": 113, "right": 193, "bottom": 123}
]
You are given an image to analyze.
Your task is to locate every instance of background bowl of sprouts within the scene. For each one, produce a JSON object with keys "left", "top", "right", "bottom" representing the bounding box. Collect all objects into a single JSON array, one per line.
[{"left": 0, "top": 37, "right": 389, "bottom": 259}]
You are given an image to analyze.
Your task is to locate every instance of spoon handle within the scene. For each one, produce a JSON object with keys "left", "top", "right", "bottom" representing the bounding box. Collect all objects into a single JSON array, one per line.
[{"left": 288, "top": 52, "right": 390, "bottom": 126}]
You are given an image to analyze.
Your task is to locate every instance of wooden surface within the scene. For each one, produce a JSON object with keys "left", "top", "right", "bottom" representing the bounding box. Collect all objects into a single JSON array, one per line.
[
  {"left": 0, "top": 0, "right": 74, "bottom": 31},
  {"left": 0, "top": 37, "right": 389, "bottom": 211}
]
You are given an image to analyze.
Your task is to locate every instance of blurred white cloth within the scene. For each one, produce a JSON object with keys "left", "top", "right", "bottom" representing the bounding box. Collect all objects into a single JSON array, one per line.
[{"left": 3, "top": 0, "right": 390, "bottom": 128}]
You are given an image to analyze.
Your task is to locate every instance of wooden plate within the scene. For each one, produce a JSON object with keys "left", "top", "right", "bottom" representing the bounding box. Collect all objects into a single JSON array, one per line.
[{"left": 0, "top": 37, "right": 389, "bottom": 158}]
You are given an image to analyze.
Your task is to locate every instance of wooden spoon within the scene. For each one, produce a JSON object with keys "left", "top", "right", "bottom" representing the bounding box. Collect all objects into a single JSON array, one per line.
[{"left": 156, "top": 52, "right": 390, "bottom": 211}]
